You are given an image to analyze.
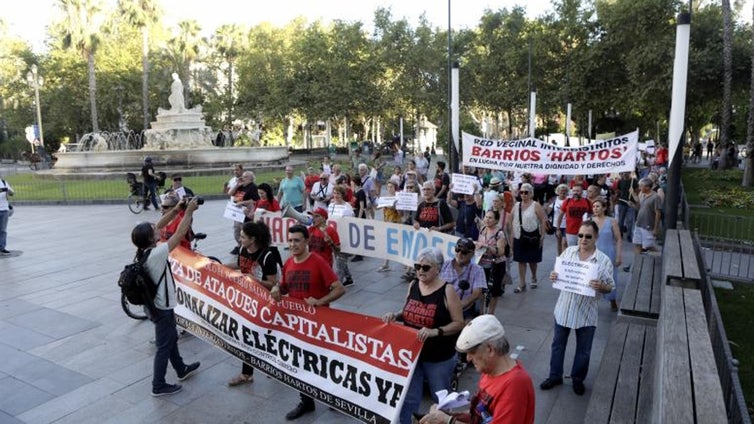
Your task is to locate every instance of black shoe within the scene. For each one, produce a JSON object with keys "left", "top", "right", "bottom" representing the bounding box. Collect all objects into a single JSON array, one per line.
[
  {"left": 151, "top": 383, "right": 182, "bottom": 396},
  {"left": 230, "top": 246, "right": 240, "bottom": 255},
  {"left": 286, "top": 402, "right": 315, "bottom": 420},
  {"left": 540, "top": 378, "right": 563, "bottom": 390},
  {"left": 351, "top": 255, "right": 364, "bottom": 262},
  {"left": 573, "top": 381, "right": 586, "bottom": 395},
  {"left": 177, "top": 362, "right": 200, "bottom": 381},
  {"left": 143, "top": 207, "right": 151, "bottom": 211},
  {"left": 342, "top": 278, "right": 354, "bottom": 287},
  {"left": 0, "top": 249, "right": 10, "bottom": 255}
]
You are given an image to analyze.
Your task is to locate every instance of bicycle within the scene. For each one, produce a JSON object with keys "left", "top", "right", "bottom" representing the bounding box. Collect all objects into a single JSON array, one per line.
[
  {"left": 121, "top": 232, "right": 222, "bottom": 320},
  {"left": 126, "top": 173, "right": 147, "bottom": 214}
]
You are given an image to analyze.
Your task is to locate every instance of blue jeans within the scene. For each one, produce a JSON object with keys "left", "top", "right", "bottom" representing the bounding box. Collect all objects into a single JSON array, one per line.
[
  {"left": 548, "top": 322, "right": 596, "bottom": 384},
  {"left": 0, "top": 210, "right": 8, "bottom": 249},
  {"left": 144, "top": 181, "right": 159, "bottom": 209},
  {"left": 400, "top": 355, "right": 457, "bottom": 424},
  {"left": 152, "top": 308, "right": 186, "bottom": 389},
  {"left": 617, "top": 203, "right": 635, "bottom": 239}
]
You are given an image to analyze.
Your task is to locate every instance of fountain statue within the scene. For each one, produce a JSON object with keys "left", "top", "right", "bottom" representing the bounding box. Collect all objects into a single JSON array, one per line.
[
  {"left": 50, "top": 71, "right": 288, "bottom": 175},
  {"left": 143, "top": 73, "right": 214, "bottom": 150}
]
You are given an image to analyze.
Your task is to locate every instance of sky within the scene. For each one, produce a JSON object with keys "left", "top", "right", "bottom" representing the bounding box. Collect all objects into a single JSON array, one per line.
[{"left": 5, "top": 0, "right": 556, "bottom": 53}]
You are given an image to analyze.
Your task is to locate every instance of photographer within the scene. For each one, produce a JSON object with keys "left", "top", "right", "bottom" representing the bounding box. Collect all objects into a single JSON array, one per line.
[
  {"left": 130, "top": 197, "right": 203, "bottom": 396},
  {"left": 0, "top": 177, "right": 14, "bottom": 255},
  {"left": 309, "top": 172, "right": 333, "bottom": 211},
  {"left": 440, "top": 238, "right": 487, "bottom": 321},
  {"left": 158, "top": 193, "right": 203, "bottom": 250}
]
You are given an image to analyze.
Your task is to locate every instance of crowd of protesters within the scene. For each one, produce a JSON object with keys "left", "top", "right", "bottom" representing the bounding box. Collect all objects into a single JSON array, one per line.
[{"left": 129, "top": 140, "right": 670, "bottom": 423}]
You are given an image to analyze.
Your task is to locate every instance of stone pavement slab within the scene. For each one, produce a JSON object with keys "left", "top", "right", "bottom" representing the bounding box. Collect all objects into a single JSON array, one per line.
[{"left": 0, "top": 200, "right": 635, "bottom": 423}]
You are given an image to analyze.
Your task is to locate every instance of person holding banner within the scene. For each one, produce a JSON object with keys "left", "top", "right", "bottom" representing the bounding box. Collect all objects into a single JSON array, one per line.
[
  {"left": 419, "top": 315, "right": 535, "bottom": 424},
  {"left": 227, "top": 221, "right": 281, "bottom": 387},
  {"left": 510, "top": 183, "right": 548, "bottom": 292},
  {"left": 377, "top": 180, "right": 401, "bottom": 272},
  {"left": 382, "top": 247, "right": 465, "bottom": 424},
  {"left": 271, "top": 224, "right": 346, "bottom": 420},
  {"left": 229, "top": 171, "right": 260, "bottom": 254},
  {"left": 540, "top": 221, "right": 614, "bottom": 396},
  {"left": 328, "top": 185, "right": 356, "bottom": 281},
  {"left": 130, "top": 197, "right": 202, "bottom": 396}
]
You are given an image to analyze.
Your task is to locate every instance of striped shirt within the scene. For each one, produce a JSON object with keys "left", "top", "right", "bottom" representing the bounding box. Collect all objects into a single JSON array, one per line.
[{"left": 553, "top": 246, "right": 615, "bottom": 329}]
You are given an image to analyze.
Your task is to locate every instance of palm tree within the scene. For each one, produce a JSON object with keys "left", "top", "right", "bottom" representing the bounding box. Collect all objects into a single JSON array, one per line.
[
  {"left": 172, "top": 20, "right": 202, "bottom": 106},
  {"left": 118, "top": 0, "right": 160, "bottom": 131},
  {"left": 721, "top": 0, "right": 733, "bottom": 168},
  {"left": 212, "top": 24, "right": 245, "bottom": 128},
  {"left": 57, "top": 0, "right": 103, "bottom": 132}
]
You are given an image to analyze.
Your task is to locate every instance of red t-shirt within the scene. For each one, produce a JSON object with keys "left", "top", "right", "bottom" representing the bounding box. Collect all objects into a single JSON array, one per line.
[
  {"left": 257, "top": 198, "right": 281, "bottom": 212},
  {"left": 568, "top": 179, "right": 589, "bottom": 190},
  {"left": 281, "top": 253, "right": 338, "bottom": 301},
  {"left": 469, "top": 361, "right": 535, "bottom": 424},
  {"left": 159, "top": 210, "right": 192, "bottom": 249},
  {"left": 307, "top": 225, "right": 340, "bottom": 266},
  {"left": 561, "top": 197, "right": 592, "bottom": 235},
  {"left": 655, "top": 147, "right": 668, "bottom": 165}
]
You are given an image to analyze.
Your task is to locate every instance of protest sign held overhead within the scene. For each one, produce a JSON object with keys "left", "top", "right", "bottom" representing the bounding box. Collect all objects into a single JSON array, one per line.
[{"left": 462, "top": 130, "right": 638, "bottom": 175}]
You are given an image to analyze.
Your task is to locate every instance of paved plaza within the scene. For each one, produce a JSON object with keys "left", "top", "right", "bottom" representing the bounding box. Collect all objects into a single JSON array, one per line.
[{"left": 0, "top": 196, "right": 636, "bottom": 423}]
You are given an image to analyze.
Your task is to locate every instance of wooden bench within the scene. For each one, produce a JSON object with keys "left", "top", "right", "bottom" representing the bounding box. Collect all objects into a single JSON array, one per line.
[
  {"left": 662, "top": 229, "right": 702, "bottom": 288},
  {"left": 584, "top": 321, "right": 656, "bottom": 423},
  {"left": 619, "top": 255, "right": 662, "bottom": 324},
  {"left": 653, "top": 285, "right": 727, "bottom": 423}
]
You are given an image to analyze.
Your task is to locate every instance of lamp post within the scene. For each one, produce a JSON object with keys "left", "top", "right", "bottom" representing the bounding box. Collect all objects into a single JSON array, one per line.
[{"left": 26, "top": 64, "right": 44, "bottom": 150}]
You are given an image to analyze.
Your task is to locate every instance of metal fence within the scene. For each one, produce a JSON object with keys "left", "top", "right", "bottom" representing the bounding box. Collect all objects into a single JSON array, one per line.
[
  {"left": 692, "top": 232, "right": 752, "bottom": 424},
  {"left": 690, "top": 211, "right": 754, "bottom": 283}
]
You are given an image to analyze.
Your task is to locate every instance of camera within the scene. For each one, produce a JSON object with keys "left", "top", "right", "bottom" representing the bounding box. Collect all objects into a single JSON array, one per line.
[
  {"left": 181, "top": 196, "right": 204, "bottom": 207},
  {"left": 458, "top": 280, "right": 470, "bottom": 291}
]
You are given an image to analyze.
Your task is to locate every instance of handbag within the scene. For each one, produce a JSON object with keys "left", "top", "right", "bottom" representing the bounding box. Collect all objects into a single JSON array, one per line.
[
  {"left": 7, "top": 204, "right": 13, "bottom": 218},
  {"left": 518, "top": 203, "right": 541, "bottom": 247}
]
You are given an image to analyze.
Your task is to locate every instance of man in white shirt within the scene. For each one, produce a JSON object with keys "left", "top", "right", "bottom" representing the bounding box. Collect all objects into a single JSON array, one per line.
[
  {"left": 0, "top": 177, "right": 14, "bottom": 255},
  {"left": 309, "top": 173, "right": 333, "bottom": 210}
]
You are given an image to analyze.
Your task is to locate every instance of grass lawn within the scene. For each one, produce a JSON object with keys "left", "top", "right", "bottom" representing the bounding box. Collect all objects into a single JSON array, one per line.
[
  {"left": 714, "top": 283, "right": 754, "bottom": 416},
  {"left": 4, "top": 165, "right": 312, "bottom": 202}
]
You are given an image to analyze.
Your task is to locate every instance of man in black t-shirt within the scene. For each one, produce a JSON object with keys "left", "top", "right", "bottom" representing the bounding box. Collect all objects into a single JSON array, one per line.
[
  {"left": 433, "top": 161, "right": 451, "bottom": 199},
  {"left": 141, "top": 157, "right": 159, "bottom": 210}
]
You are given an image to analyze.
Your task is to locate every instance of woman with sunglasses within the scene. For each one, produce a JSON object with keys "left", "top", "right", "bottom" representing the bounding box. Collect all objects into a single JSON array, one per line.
[
  {"left": 591, "top": 198, "right": 622, "bottom": 311},
  {"left": 383, "top": 247, "right": 464, "bottom": 424},
  {"left": 510, "top": 183, "right": 548, "bottom": 292}
]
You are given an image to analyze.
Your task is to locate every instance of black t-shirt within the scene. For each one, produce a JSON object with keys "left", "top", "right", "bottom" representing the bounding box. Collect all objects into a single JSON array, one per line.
[
  {"left": 415, "top": 200, "right": 453, "bottom": 230},
  {"left": 141, "top": 164, "right": 155, "bottom": 184},
  {"left": 238, "top": 246, "right": 279, "bottom": 283},
  {"left": 354, "top": 188, "right": 367, "bottom": 218}
]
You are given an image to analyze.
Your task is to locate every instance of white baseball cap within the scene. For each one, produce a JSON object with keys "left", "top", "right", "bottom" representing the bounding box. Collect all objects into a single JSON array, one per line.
[{"left": 455, "top": 315, "right": 506, "bottom": 353}]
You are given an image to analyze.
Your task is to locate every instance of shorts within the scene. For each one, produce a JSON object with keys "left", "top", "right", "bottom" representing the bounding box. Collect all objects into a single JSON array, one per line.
[{"left": 632, "top": 227, "right": 656, "bottom": 249}]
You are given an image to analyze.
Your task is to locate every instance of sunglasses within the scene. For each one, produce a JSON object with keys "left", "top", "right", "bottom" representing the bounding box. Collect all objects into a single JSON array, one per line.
[
  {"left": 520, "top": 190, "right": 530, "bottom": 194},
  {"left": 173, "top": 178, "right": 182, "bottom": 182},
  {"left": 577, "top": 233, "right": 594, "bottom": 239},
  {"left": 455, "top": 247, "right": 472, "bottom": 255},
  {"left": 414, "top": 263, "right": 433, "bottom": 272}
]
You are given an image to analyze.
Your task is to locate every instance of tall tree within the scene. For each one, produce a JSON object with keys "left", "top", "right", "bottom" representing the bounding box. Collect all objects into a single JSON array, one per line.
[
  {"left": 211, "top": 24, "right": 246, "bottom": 128},
  {"left": 721, "top": 0, "right": 733, "bottom": 167},
  {"left": 744, "top": 1, "right": 754, "bottom": 186},
  {"left": 117, "top": 0, "right": 160, "bottom": 131},
  {"left": 56, "top": 0, "right": 103, "bottom": 133}
]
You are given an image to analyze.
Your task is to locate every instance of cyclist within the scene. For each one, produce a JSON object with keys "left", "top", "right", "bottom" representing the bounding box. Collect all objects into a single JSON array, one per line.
[{"left": 141, "top": 156, "right": 160, "bottom": 210}]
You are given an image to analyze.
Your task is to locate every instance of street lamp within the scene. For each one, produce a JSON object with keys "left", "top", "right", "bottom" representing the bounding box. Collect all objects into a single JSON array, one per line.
[{"left": 26, "top": 64, "right": 44, "bottom": 151}]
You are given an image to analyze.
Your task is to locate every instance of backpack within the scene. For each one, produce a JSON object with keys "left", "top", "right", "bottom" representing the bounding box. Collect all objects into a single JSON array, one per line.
[{"left": 118, "top": 249, "right": 165, "bottom": 307}]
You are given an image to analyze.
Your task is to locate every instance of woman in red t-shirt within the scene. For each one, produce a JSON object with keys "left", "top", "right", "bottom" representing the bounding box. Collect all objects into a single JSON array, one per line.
[{"left": 256, "top": 183, "right": 280, "bottom": 212}]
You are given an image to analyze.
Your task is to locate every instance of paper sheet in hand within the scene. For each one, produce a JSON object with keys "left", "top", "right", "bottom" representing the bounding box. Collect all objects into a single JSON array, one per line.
[
  {"left": 451, "top": 173, "right": 476, "bottom": 195},
  {"left": 376, "top": 196, "right": 396, "bottom": 209},
  {"left": 396, "top": 191, "right": 418, "bottom": 211},
  {"left": 435, "top": 389, "right": 471, "bottom": 411},
  {"left": 223, "top": 200, "right": 246, "bottom": 223},
  {"left": 553, "top": 256, "right": 597, "bottom": 297}
]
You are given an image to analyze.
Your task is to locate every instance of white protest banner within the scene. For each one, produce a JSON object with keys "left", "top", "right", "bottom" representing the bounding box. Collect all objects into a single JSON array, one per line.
[
  {"left": 553, "top": 256, "right": 597, "bottom": 297},
  {"left": 451, "top": 173, "right": 476, "bottom": 195},
  {"left": 251, "top": 212, "right": 464, "bottom": 266},
  {"left": 462, "top": 130, "right": 638, "bottom": 175},
  {"left": 395, "top": 191, "right": 418, "bottom": 211},
  {"left": 170, "top": 248, "right": 422, "bottom": 424},
  {"left": 223, "top": 200, "right": 246, "bottom": 223},
  {"left": 376, "top": 196, "right": 397, "bottom": 209}
]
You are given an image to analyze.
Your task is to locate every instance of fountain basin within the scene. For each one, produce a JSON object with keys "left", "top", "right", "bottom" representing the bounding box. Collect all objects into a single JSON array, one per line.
[{"left": 52, "top": 146, "right": 289, "bottom": 174}]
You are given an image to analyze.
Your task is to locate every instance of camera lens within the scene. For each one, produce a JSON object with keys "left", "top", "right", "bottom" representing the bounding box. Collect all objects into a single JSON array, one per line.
[
  {"left": 458, "top": 280, "right": 470, "bottom": 290},
  {"left": 196, "top": 197, "right": 204, "bottom": 205}
]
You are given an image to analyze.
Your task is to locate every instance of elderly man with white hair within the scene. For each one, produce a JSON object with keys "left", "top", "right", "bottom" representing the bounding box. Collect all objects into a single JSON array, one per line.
[{"left": 419, "top": 315, "right": 535, "bottom": 424}]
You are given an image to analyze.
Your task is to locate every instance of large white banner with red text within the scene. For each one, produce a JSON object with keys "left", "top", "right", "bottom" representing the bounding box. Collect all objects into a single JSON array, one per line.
[
  {"left": 254, "top": 212, "right": 461, "bottom": 266},
  {"left": 462, "top": 130, "right": 638, "bottom": 174},
  {"left": 169, "top": 248, "right": 423, "bottom": 424}
]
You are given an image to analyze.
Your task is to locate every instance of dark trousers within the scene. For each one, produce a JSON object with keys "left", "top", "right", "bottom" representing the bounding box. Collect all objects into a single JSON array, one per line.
[
  {"left": 548, "top": 322, "right": 596, "bottom": 384},
  {"left": 152, "top": 308, "right": 186, "bottom": 389}
]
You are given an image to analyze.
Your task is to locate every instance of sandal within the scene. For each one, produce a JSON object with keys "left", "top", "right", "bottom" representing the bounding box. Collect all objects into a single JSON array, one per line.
[
  {"left": 514, "top": 285, "right": 527, "bottom": 294},
  {"left": 228, "top": 374, "right": 253, "bottom": 387},
  {"left": 530, "top": 282, "right": 538, "bottom": 289},
  {"left": 377, "top": 265, "right": 390, "bottom": 272}
]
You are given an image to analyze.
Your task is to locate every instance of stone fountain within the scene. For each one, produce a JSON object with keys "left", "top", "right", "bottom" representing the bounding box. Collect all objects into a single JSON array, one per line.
[{"left": 52, "top": 73, "right": 288, "bottom": 175}]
